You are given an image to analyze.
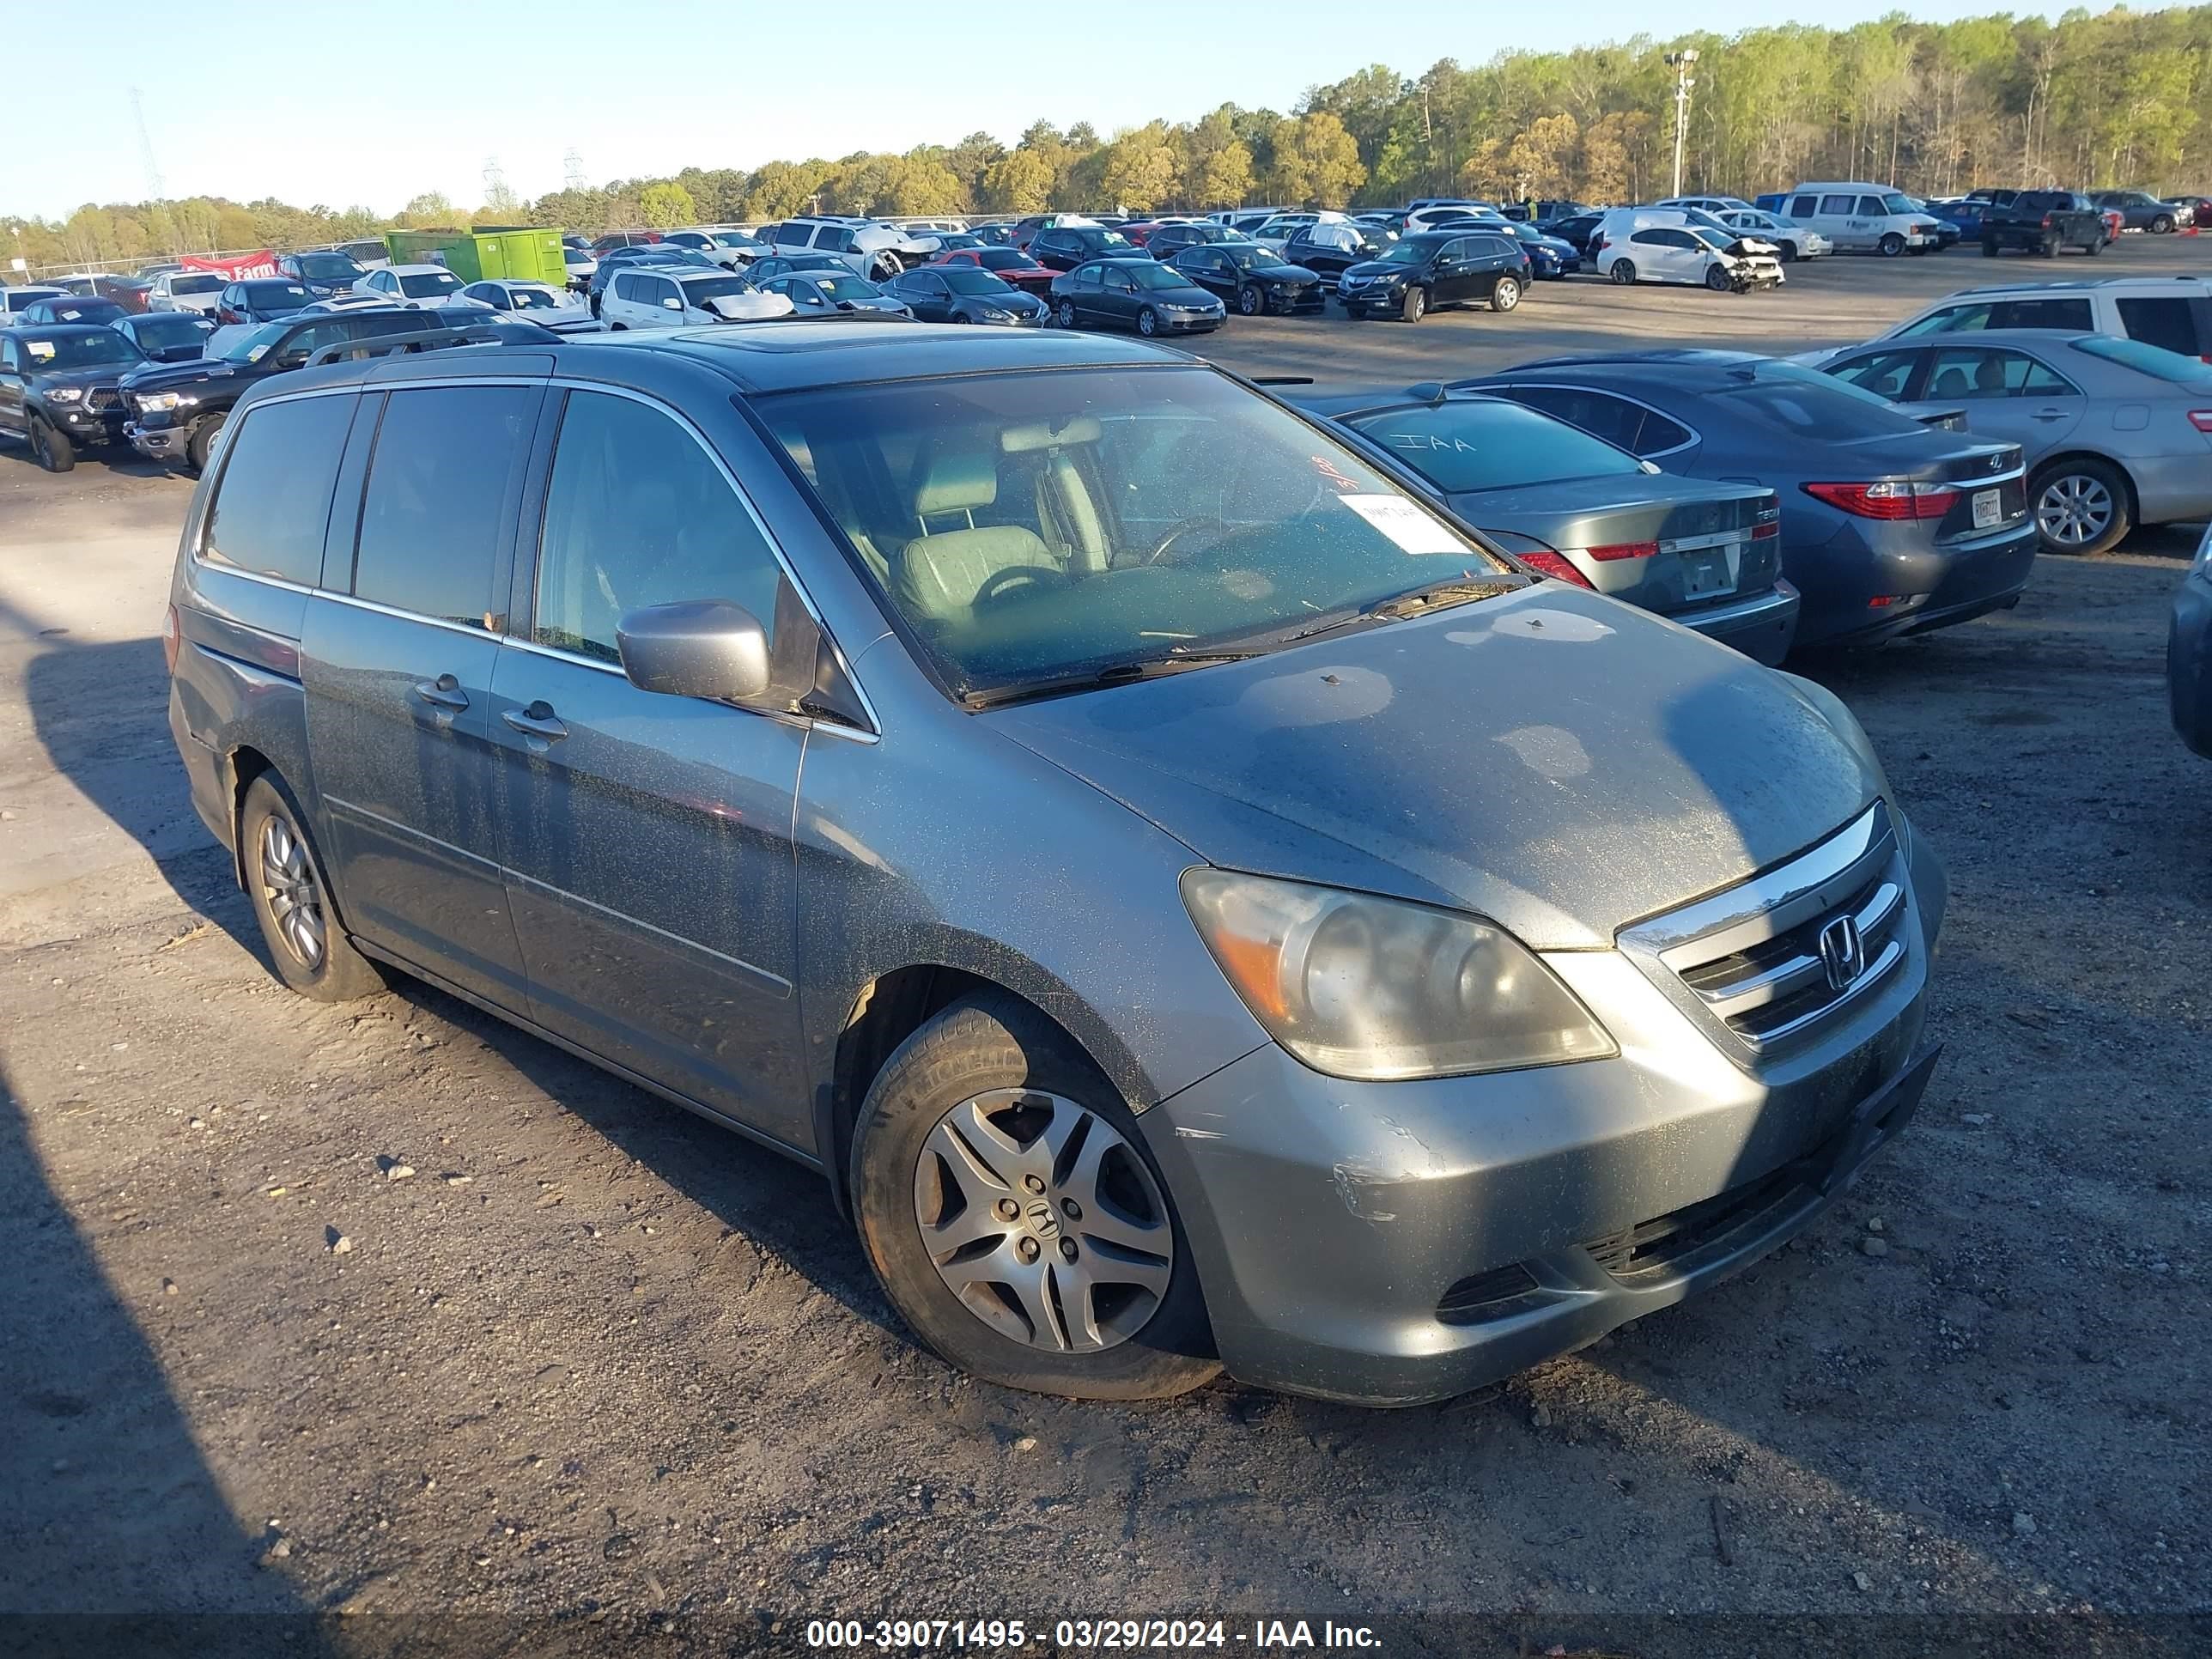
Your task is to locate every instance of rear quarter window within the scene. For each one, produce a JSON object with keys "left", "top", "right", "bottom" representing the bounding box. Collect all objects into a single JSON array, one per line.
[
  {"left": 2115, "top": 296, "right": 2203, "bottom": 357},
  {"left": 200, "top": 394, "right": 359, "bottom": 585}
]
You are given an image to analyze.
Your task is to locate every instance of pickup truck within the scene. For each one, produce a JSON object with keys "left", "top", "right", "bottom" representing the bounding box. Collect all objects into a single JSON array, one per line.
[{"left": 1979, "top": 191, "right": 2108, "bottom": 258}]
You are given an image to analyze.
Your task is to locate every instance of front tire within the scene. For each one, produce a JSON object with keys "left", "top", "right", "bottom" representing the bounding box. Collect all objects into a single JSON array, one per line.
[
  {"left": 1705, "top": 263, "right": 1734, "bottom": 292},
  {"left": 2151, "top": 214, "right": 2173, "bottom": 234},
  {"left": 184, "top": 412, "right": 226, "bottom": 475},
  {"left": 1490, "top": 275, "right": 1521, "bottom": 313},
  {"left": 848, "top": 992, "right": 1219, "bottom": 1401},
  {"left": 1399, "top": 284, "right": 1427, "bottom": 322},
  {"left": 1236, "top": 283, "right": 1262, "bottom": 316},
  {"left": 29, "top": 418, "right": 75, "bottom": 473},
  {"left": 1609, "top": 258, "right": 1638, "bottom": 285},
  {"left": 2032, "top": 458, "right": 2131, "bottom": 556},
  {"left": 240, "top": 775, "right": 385, "bottom": 1002},
  {"left": 2084, "top": 234, "right": 2104, "bottom": 256},
  {"left": 1879, "top": 232, "right": 1905, "bottom": 258},
  {"left": 2040, "top": 234, "right": 2060, "bottom": 258},
  {"left": 1136, "top": 307, "right": 1159, "bottom": 337},
  {"left": 1778, "top": 240, "right": 1798, "bottom": 263},
  {"left": 1981, "top": 237, "right": 1999, "bottom": 258}
]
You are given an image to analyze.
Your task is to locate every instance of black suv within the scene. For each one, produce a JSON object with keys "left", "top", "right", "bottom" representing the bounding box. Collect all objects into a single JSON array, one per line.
[
  {"left": 1980, "top": 191, "right": 2107, "bottom": 257},
  {"left": 122, "top": 308, "right": 533, "bottom": 471},
  {"left": 0, "top": 323, "right": 148, "bottom": 471},
  {"left": 277, "top": 250, "right": 372, "bottom": 299},
  {"left": 1028, "top": 225, "right": 1146, "bottom": 272},
  {"left": 1335, "top": 230, "right": 1533, "bottom": 323}
]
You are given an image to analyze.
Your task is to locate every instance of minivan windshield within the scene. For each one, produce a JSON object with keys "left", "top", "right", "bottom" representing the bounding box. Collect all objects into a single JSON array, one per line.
[{"left": 762, "top": 367, "right": 1512, "bottom": 700}]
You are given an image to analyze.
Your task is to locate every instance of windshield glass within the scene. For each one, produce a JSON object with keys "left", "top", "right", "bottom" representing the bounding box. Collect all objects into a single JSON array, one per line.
[
  {"left": 1690, "top": 228, "right": 1734, "bottom": 250},
  {"left": 977, "top": 250, "right": 1033, "bottom": 271},
  {"left": 1713, "top": 363, "right": 1928, "bottom": 435},
  {"left": 942, "top": 269, "right": 1011, "bottom": 295},
  {"left": 1348, "top": 399, "right": 1644, "bottom": 493},
  {"left": 172, "top": 274, "right": 223, "bottom": 295},
  {"left": 506, "top": 286, "right": 562, "bottom": 310},
  {"left": 245, "top": 283, "right": 312, "bottom": 305},
  {"left": 681, "top": 275, "right": 761, "bottom": 302},
  {"left": 19, "top": 331, "right": 142, "bottom": 369},
  {"left": 1375, "top": 241, "right": 1429, "bottom": 265},
  {"left": 760, "top": 367, "right": 1509, "bottom": 698},
  {"left": 1217, "top": 246, "right": 1272, "bottom": 270},
  {"left": 805, "top": 274, "right": 875, "bottom": 301},
  {"left": 1881, "top": 192, "right": 1916, "bottom": 215},
  {"left": 292, "top": 255, "right": 358, "bottom": 279},
  {"left": 1088, "top": 230, "right": 1131, "bottom": 248},
  {"left": 1127, "top": 262, "right": 1193, "bottom": 290},
  {"left": 135, "top": 316, "right": 211, "bottom": 346},
  {"left": 219, "top": 322, "right": 288, "bottom": 362},
  {"left": 398, "top": 271, "right": 462, "bottom": 298}
]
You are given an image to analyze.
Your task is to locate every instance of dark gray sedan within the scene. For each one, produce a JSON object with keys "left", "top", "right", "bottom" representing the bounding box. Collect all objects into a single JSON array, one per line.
[
  {"left": 1458, "top": 351, "right": 2039, "bottom": 650},
  {"left": 1817, "top": 329, "right": 2212, "bottom": 556},
  {"left": 2172, "top": 524, "right": 2212, "bottom": 757},
  {"left": 1302, "top": 388, "right": 1798, "bottom": 663}
]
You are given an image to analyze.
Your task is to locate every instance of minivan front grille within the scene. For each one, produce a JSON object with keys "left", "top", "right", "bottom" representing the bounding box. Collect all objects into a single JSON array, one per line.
[{"left": 1620, "top": 803, "right": 1912, "bottom": 1061}]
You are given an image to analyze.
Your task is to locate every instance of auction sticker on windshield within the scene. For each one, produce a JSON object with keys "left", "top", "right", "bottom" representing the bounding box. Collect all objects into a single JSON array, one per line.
[{"left": 1338, "top": 494, "right": 1466, "bottom": 554}]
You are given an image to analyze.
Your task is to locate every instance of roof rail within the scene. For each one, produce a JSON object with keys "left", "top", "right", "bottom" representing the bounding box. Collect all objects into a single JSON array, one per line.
[{"left": 305, "top": 324, "right": 504, "bottom": 367}]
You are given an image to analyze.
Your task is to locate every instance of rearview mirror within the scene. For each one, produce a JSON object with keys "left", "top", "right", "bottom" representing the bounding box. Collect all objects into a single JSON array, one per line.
[{"left": 616, "top": 600, "right": 772, "bottom": 702}]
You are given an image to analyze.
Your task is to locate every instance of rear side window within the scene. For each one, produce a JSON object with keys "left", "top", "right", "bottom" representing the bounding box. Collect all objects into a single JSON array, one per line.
[
  {"left": 2116, "top": 296, "right": 2202, "bottom": 357},
  {"left": 201, "top": 394, "right": 357, "bottom": 585},
  {"left": 1790, "top": 196, "right": 1817, "bottom": 217},
  {"left": 1501, "top": 386, "right": 1650, "bottom": 452},
  {"left": 1820, "top": 195, "right": 1856, "bottom": 216},
  {"left": 1992, "top": 297, "right": 2094, "bottom": 331},
  {"left": 1711, "top": 378, "right": 1922, "bottom": 440},
  {"left": 1832, "top": 350, "right": 1922, "bottom": 400},
  {"left": 1856, "top": 197, "right": 1887, "bottom": 216},
  {"left": 533, "top": 391, "right": 786, "bottom": 664},
  {"left": 353, "top": 386, "right": 538, "bottom": 628}
]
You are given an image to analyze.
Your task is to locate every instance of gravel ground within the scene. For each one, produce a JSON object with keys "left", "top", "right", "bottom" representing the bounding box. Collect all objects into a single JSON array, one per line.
[{"left": 2, "top": 246, "right": 2209, "bottom": 1657}]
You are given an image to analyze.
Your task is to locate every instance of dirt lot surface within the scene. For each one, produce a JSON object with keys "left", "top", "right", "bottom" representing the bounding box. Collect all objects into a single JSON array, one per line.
[{"left": 3, "top": 240, "right": 2209, "bottom": 1657}]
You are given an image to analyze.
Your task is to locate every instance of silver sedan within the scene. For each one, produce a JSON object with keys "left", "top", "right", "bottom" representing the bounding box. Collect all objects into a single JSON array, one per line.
[{"left": 1820, "top": 327, "right": 2212, "bottom": 555}]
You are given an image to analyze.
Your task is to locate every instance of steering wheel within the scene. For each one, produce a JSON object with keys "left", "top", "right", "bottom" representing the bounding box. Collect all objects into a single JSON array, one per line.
[
  {"left": 1143, "top": 516, "right": 1236, "bottom": 566},
  {"left": 970, "top": 564, "right": 1073, "bottom": 610}
]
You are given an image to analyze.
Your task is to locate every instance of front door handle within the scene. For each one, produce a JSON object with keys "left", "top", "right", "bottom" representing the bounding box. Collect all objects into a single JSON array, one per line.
[
  {"left": 501, "top": 702, "right": 568, "bottom": 742},
  {"left": 412, "top": 673, "right": 469, "bottom": 711}
]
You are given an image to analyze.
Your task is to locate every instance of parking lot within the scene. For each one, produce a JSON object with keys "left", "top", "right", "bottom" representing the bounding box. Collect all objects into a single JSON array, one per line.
[{"left": 3, "top": 239, "right": 2209, "bottom": 1656}]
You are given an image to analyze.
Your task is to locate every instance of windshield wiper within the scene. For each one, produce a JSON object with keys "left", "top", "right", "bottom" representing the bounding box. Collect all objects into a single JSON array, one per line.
[
  {"left": 1278, "top": 576, "right": 1523, "bottom": 645},
  {"left": 959, "top": 649, "right": 1268, "bottom": 710}
]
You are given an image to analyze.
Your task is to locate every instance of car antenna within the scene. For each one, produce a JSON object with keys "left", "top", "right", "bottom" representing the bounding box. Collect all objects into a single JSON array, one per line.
[
  {"left": 1407, "top": 381, "right": 1448, "bottom": 405},
  {"left": 1250, "top": 375, "right": 1315, "bottom": 386}
]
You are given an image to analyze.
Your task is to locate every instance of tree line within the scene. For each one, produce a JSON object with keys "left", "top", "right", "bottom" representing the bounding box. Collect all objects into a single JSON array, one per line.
[{"left": 9, "top": 3, "right": 2207, "bottom": 273}]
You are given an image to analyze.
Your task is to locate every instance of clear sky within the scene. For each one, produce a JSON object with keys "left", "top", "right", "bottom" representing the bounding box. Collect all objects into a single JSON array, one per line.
[{"left": 11, "top": 1, "right": 2073, "bottom": 221}]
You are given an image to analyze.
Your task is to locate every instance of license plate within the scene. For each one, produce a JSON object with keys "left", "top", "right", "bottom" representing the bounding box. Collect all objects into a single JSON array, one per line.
[
  {"left": 1972, "top": 488, "right": 2001, "bottom": 529},
  {"left": 1680, "top": 550, "right": 1729, "bottom": 598}
]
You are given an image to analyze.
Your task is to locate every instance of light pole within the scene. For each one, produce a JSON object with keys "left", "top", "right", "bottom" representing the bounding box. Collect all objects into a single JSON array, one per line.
[{"left": 1665, "top": 49, "right": 1699, "bottom": 200}]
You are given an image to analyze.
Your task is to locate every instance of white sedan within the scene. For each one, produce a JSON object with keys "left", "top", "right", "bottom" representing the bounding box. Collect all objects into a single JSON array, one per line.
[
  {"left": 352, "top": 264, "right": 471, "bottom": 309},
  {"left": 599, "top": 266, "right": 794, "bottom": 329},
  {"left": 1718, "top": 210, "right": 1832, "bottom": 261},
  {"left": 457, "top": 279, "right": 604, "bottom": 333}
]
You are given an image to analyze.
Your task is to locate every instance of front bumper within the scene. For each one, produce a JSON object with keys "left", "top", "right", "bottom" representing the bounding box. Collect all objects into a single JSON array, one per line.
[
  {"left": 2169, "top": 568, "right": 2212, "bottom": 758},
  {"left": 1142, "top": 819, "right": 1944, "bottom": 1406},
  {"left": 1337, "top": 283, "right": 1404, "bottom": 314},
  {"left": 125, "top": 420, "right": 192, "bottom": 462},
  {"left": 47, "top": 404, "right": 128, "bottom": 447},
  {"left": 1155, "top": 311, "right": 1224, "bottom": 333},
  {"left": 1673, "top": 578, "right": 1800, "bottom": 665}
]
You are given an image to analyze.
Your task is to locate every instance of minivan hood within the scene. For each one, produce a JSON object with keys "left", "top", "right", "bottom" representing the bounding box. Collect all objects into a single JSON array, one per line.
[{"left": 987, "top": 586, "right": 1881, "bottom": 950}]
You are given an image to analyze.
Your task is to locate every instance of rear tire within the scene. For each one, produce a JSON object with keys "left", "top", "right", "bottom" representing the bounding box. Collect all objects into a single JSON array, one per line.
[
  {"left": 2040, "top": 234, "right": 2060, "bottom": 258},
  {"left": 1980, "top": 237, "right": 1999, "bottom": 258},
  {"left": 2031, "top": 457, "right": 2131, "bottom": 556},
  {"left": 1609, "top": 258, "right": 1638, "bottom": 285},
  {"left": 1490, "top": 275, "right": 1521, "bottom": 313},
  {"left": 1055, "top": 298, "right": 1077, "bottom": 329},
  {"left": 239, "top": 775, "right": 386, "bottom": 1002},
  {"left": 1879, "top": 232, "right": 1905, "bottom": 258},
  {"left": 848, "top": 991, "right": 1219, "bottom": 1401},
  {"left": 1400, "top": 285, "right": 1427, "bottom": 322},
  {"left": 2084, "top": 234, "right": 2104, "bottom": 256},
  {"left": 29, "top": 418, "right": 75, "bottom": 473}
]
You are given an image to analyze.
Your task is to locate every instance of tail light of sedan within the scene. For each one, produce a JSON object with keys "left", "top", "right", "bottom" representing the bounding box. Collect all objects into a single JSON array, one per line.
[
  {"left": 1517, "top": 550, "right": 1595, "bottom": 587},
  {"left": 1803, "top": 480, "right": 1960, "bottom": 520},
  {"left": 2187, "top": 410, "right": 2212, "bottom": 433}
]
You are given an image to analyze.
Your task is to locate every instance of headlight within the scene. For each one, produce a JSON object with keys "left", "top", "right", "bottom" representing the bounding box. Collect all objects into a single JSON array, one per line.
[
  {"left": 1181, "top": 869, "right": 1615, "bottom": 1080},
  {"left": 135, "top": 392, "right": 186, "bottom": 411},
  {"left": 47, "top": 387, "right": 83, "bottom": 404}
]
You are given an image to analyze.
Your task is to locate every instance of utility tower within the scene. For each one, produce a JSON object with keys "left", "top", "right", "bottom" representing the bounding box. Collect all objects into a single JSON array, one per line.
[{"left": 564, "top": 150, "right": 587, "bottom": 193}]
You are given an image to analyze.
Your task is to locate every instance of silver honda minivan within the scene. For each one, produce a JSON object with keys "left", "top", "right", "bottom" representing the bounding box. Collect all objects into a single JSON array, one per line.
[{"left": 166, "top": 321, "right": 1945, "bottom": 1405}]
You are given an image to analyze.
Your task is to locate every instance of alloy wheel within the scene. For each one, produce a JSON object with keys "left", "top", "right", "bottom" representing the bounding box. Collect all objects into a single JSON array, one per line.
[
  {"left": 2036, "top": 473, "right": 2113, "bottom": 549},
  {"left": 911, "top": 1089, "right": 1174, "bottom": 1353},
  {"left": 258, "top": 811, "right": 327, "bottom": 969}
]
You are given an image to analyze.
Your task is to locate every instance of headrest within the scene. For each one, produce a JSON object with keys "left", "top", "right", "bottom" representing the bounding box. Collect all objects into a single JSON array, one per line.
[
  {"left": 1000, "top": 415, "right": 1102, "bottom": 453},
  {"left": 915, "top": 450, "right": 997, "bottom": 516}
]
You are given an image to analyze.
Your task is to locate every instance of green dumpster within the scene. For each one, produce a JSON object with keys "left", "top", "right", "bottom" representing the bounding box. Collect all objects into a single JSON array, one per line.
[{"left": 381, "top": 228, "right": 566, "bottom": 287}]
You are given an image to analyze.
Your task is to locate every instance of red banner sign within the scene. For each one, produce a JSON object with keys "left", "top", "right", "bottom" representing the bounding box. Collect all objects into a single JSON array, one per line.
[{"left": 180, "top": 249, "right": 281, "bottom": 280}]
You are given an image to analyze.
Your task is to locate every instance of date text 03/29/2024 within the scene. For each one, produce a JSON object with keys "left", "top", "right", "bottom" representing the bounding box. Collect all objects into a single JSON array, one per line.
[{"left": 804, "top": 1620, "right": 1382, "bottom": 1650}]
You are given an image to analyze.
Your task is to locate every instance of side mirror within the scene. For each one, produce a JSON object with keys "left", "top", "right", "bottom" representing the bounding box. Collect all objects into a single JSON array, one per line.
[
  {"left": 663, "top": 297, "right": 683, "bottom": 310},
  {"left": 616, "top": 600, "right": 772, "bottom": 702}
]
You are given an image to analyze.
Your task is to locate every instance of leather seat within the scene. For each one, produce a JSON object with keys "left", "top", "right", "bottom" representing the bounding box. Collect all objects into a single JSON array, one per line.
[
  {"left": 1931, "top": 365, "right": 1971, "bottom": 398},
  {"left": 894, "top": 450, "right": 1060, "bottom": 623}
]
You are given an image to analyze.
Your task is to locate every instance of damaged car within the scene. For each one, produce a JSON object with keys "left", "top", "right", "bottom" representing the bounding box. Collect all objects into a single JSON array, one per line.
[
  {"left": 163, "top": 322, "right": 1947, "bottom": 1408},
  {"left": 598, "top": 267, "right": 795, "bottom": 329}
]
